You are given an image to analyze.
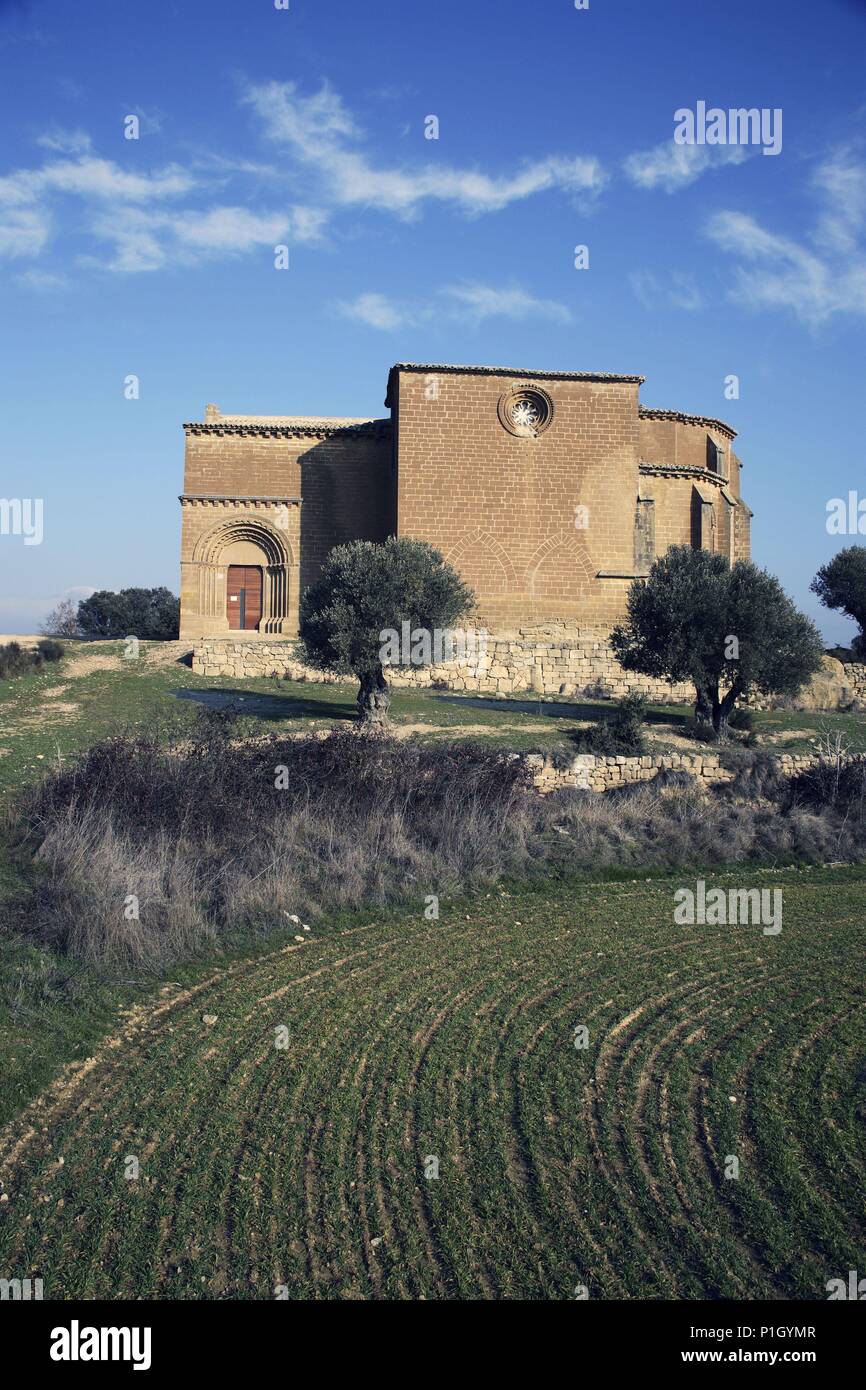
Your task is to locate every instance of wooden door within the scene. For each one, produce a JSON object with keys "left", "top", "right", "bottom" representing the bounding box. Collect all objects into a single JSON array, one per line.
[{"left": 227, "top": 565, "right": 263, "bottom": 631}]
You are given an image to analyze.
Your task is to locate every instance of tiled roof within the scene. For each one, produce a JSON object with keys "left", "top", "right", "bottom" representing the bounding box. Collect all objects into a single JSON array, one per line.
[
  {"left": 214, "top": 414, "right": 375, "bottom": 426},
  {"left": 639, "top": 462, "right": 732, "bottom": 485},
  {"left": 385, "top": 362, "right": 644, "bottom": 406},
  {"left": 184, "top": 418, "right": 391, "bottom": 439},
  {"left": 639, "top": 406, "right": 737, "bottom": 439}
]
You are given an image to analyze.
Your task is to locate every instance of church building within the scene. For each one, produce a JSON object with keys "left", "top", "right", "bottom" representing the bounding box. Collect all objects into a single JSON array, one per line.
[{"left": 178, "top": 362, "right": 751, "bottom": 640}]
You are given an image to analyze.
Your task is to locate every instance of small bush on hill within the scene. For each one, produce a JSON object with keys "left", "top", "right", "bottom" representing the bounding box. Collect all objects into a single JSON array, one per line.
[
  {"left": 40, "top": 598, "right": 79, "bottom": 638},
  {"left": 36, "top": 638, "right": 65, "bottom": 663},
  {"left": 789, "top": 754, "right": 866, "bottom": 815},
  {"left": 0, "top": 643, "right": 31, "bottom": 678},
  {"left": 0, "top": 640, "right": 64, "bottom": 678},
  {"left": 579, "top": 695, "right": 647, "bottom": 756}
]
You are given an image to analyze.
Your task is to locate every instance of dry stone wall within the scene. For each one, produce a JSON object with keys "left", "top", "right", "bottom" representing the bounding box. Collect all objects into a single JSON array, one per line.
[
  {"left": 524, "top": 749, "right": 821, "bottom": 794},
  {"left": 192, "top": 627, "right": 695, "bottom": 701},
  {"left": 192, "top": 634, "right": 866, "bottom": 714}
]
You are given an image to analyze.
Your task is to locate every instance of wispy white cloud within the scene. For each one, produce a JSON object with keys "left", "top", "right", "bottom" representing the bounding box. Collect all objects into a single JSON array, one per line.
[
  {"left": 287, "top": 204, "right": 328, "bottom": 242},
  {"left": 14, "top": 267, "right": 68, "bottom": 290},
  {"left": 0, "top": 139, "right": 322, "bottom": 274},
  {"left": 337, "top": 281, "right": 572, "bottom": 330},
  {"left": 243, "top": 79, "right": 605, "bottom": 217},
  {"left": 442, "top": 282, "right": 572, "bottom": 323},
  {"left": 812, "top": 148, "right": 866, "bottom": 254},
  {"left": 171, "top": 206, "right": 291, "bottom": 252},
  {"left": 86, "top": 206, "right": 171, "bottom": 273},
  {"left": 706, "top": 151, "right": 866, "bottom": 325},
  {"left": 339, "top": 291, "right": 409, "bottom": 330},
  {"left": 0, "top": 205, "right": 50, "bottom": 257},
  {"left": 629, "top": 268, "right": 704, "bottom": 311},
  {"left": 624, "top": 139, "right": 747, "bottom": 192},
  {"left": 0, "top": 155, "right": 194, "bottom": 208},
  {"left": 36, "top": 127, "right": 92, "bottom": 155},
  {"left": 88, "top": 202, "right": 312, "bottom": 273}
]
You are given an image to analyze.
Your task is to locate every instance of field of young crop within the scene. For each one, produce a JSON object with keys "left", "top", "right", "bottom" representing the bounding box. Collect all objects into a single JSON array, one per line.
[{"left": 1, "top": 866, "right": 864, "bottom": 1300}]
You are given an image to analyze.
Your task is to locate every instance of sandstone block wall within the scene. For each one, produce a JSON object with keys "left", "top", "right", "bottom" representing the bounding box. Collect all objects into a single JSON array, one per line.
[
  {"left": 523, "top": 749, "right": 821, "bottom": 794},
  {"left": 191, "top": 633, "right": 866, "bottom": 713},
  {"left": 391, "top": 368, "right": 641, "bottom": 627},
  {"left": 192, "top": 626, "right": 695, "bottom": 702},
  {"left": 180, "top": 422, "right": 393, "bottom": 639}
]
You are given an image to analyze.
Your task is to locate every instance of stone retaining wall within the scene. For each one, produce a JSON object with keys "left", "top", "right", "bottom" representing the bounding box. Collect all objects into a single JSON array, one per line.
[
  {"left": 192, "top": 635, "right": 866, "bottom": 714},
  {"left": 524, "top": 749, "right": 822, "bottom": 794},
  {"left": 192, "top": 628, "right": 695, "bottom": 701}
]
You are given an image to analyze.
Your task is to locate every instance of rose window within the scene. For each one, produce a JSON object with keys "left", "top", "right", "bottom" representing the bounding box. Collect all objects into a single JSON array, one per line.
[{"left": 498, "top": 384, "right": 554, "bottom": 438}]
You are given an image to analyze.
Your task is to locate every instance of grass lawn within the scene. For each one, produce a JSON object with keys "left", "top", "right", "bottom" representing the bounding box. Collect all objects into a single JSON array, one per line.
[
  {"left": 0, "top": 864, "right": 864, "bottom": 1299},
  {"left": 2, "top": 639, "right": 866, "bottom": 802}
]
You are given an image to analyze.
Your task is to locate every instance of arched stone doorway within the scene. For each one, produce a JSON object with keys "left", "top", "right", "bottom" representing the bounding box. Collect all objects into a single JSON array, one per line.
[{"left": 185, "top": 514, "right": 298, "bottom": 636}]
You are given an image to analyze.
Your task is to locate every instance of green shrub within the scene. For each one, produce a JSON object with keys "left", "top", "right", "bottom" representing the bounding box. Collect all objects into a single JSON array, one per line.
[
  {"left": 36, "top": 638, "right": 64, "bottom": 663},
  {"left": 0, "top": 642, "right": 36, "bottom": 678},
  {"left": 77, "top": 587, "right": 179, "bottom": 640},
  {"left": 580, "top": 694, "right": 647, "bottom": 757},
  {"left": 0, "top": 639, "right": 64, "bottom": 678}
]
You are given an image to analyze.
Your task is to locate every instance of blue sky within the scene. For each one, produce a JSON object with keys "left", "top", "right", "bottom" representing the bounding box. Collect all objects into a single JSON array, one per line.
[{"left": 1, "top": 0, "right": 865, "bottom": 640}]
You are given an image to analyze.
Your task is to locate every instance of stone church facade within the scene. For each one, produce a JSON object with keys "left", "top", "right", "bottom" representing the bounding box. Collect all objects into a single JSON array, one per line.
[{"left": 179, "top": 362, "right": 751, "bottom": 641}]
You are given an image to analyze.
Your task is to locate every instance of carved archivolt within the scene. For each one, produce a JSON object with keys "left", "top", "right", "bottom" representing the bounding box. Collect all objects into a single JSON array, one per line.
[
  {"left": 189, "top": 515, "right": 297, "bottom": 633},
  {"left": 191, "top": 515, "right": 295, "bottom": 568}
]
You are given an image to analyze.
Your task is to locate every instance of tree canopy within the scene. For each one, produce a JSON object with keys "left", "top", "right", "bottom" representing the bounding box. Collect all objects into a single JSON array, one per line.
[
  {"left": 811, "top": 546, "right": 866, "bottom": 657},
  {"left": 611, "top": 546, "right": 824, "bottom": 732},
  {"left": 76, "top": 588, "right": 180, "bottom": 641},
  {"left": 299, "top": 537, "right": 475, "bottom": 722}
]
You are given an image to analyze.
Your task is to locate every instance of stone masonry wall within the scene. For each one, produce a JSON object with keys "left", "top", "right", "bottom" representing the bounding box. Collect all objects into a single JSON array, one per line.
[
  {"left": 192, "top": 634, "right": 866, "bottom": 713},
  {"left": 192, "top": 626, "right": 696, "bottom": 702},
  {"left": 392, "top": 369, "right": 641, "bottom": 627},
  {"left": 524, "top": 749, "right": 821, "bottom": 794},
  {"left": 841, "top": 663, "right": 866, "bottom": 700}
]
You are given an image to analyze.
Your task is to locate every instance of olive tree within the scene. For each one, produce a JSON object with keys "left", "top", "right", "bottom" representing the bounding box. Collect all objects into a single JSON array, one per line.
[
  {"left": 611, "top": 547, "right": 824, "bottom": 734},
  {"left": 299, "top": 538, "right": 475, "bottom": 723},
  {"left": 811, "top": 546, "right": 866, "bottom": 657}
]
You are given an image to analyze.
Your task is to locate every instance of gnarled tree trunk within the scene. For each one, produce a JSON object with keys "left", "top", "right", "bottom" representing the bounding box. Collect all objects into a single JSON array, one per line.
[
  {"left": 706, "top": 680, "right": 744, "bottom": 738},
  {"left": 694, "top": 686, "right": 712, "bottom": 726},
  {"left": 357, "top": 665, "right": 391, "bottom": 724}
]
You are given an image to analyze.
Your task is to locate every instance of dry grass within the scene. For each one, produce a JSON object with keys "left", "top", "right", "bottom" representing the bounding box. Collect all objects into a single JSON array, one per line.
[{"left": 9, "top": 713, "right": 866, "bottom": 969}]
